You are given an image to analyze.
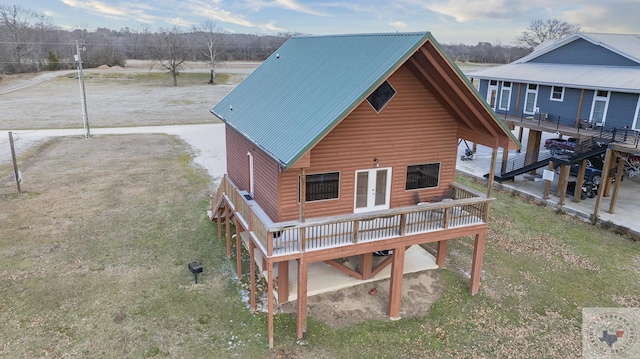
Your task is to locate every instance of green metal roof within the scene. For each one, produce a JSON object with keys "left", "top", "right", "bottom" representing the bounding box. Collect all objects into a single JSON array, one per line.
[{"left": 211, "top": 32, "right": 431, "bottom": 168}]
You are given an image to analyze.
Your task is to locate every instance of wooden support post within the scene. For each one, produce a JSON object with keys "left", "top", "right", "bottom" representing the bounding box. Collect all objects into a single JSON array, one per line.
[
  {"left": 277, "top": 261, "right": 289, "bottom": 303},
  {"left": 235, "top": 222, "right": 242, "bottom": 280},
  {"left": 359, "top": 253, "right": 373, "bottom": 280},
  {"left": 296, "top": 258, "right": 309, "bottom": 343},
  {"left": 602, "top": 151, "right": 617, "bottom": 197},
  {"left": 608, "top": 156, "right": 625, "bottom": 214},
  {"left": 525, "top": 130, "right": 542, "bottom": 171},
  {"left": 249, "top": 240, "right": 256, "bottom": 311},
  {"left": 555, "top": 165, "right": 570, "bottom": 203},
  {"left": 216, "top": 207, "right": 222, "bottom": 238},
  {"left": 436, "top": 240, "right": 448, "bottom": 268},
  {"left": 470, "top": 232, "right": 487, "bottom": 295},
  {"left": 573, "top": 160, "right": 587, "bottom": 203},
  {"left": 225, "top": 205, "right": 231, "bottom": 257},
  {"left": 594, "top": 148, "right": 614, "bottom": 221},
  {"left": 267, "top": 261, "right": 274, "bottom": 349},
  {"left": 517, "top": 127, "right": 524, "bottom": 153},
  {"left": 388, "top": 245, "right": 406, "bottom": 319},
  {"left": 501, "top": 145, "right": 509, "bottom": 173},
  {"left": 487, "top": 147, "right": 498, "bottom": 198},
  {"left": 543, "top": 160, "right": 554, "bottom": 200},
  {"left": 575, "top": 89, "right": 585, "bottom": 128}
]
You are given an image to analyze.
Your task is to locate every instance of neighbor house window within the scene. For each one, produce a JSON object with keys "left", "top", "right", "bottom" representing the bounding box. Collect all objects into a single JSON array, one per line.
[
  {"left": 499, "top": 82, "right": 511, "bottom": 111},
  {"left": 367, "top": 80, "right": 396, "bottom": 112},
  {"left": 305, "top": 172, "right": 339, "bottom": 201},
  {"left": 550, "top": 86, "right": 564, "bottom": 101},
  {"left": 406, "top": 163, "right": 440, "bottom": 190}
]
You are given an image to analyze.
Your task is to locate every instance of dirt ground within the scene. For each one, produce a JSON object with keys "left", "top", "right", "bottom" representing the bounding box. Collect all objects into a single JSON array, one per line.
[
  {"left": 279, "top": 270, "right": 446, "bottom": 329},
  {"left": 1, "top": 62, "right": 448, "bottom": 335}
]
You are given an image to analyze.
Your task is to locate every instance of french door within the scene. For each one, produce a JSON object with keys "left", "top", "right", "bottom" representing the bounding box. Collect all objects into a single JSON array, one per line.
[{"left": 354, "top": 168, "right": 391, "bottom": 213}]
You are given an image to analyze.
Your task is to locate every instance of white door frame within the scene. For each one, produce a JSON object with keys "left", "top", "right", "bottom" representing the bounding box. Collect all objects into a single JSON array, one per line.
[
  {"left": 487, "top": 81, "right": 498, "bottom": 110},
  {"left": 354, "top": 167, "right": 392, "bottom": 213},
  {"left": 632, "top": 95, "right": 640, "bottom": 131},
  {"left": 590, "top": 90, "right": 610, "bottom": 127},
  {"left": 498, "top": 81, "right": 511, "bottom": 111},
  {"left": 523, "top": 84, "right": 538, "bottom": 115},
  {"left": 247, "top": 151, "right": 254, "bottom": 195}
]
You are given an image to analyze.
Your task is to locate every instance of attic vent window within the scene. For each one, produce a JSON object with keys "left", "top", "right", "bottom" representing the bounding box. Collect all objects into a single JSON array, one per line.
[{"left": 367, "top": 81, "right": 396, "bottom": 113}]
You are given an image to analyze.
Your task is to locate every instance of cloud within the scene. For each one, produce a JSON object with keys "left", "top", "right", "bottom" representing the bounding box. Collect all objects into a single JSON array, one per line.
[
  {"left": 194, "top": 5, "right": 284, "bottom": 32},
  {"left": 60, "top": 0, "right": 158, "bottom": 23},
  {"left": 389, "top": 21, "right": 408, "bottom": 29},
  {"left": 273, "top": 0, "right": 326, "bottom": 16},
  {"left": 167, "top": 17, "right": 193, "bottom": 28}
]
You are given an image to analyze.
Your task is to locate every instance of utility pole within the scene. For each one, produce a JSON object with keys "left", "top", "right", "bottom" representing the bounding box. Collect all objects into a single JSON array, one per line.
[
  {"left": 75, "top": 40, "right": 90, "bottom": 138},
  {"left": 8, "top": 131, "right": 21, "bottom": 195}
]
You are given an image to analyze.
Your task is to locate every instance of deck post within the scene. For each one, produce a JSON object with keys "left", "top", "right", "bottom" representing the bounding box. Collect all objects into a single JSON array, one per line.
[
  {"left": 388, "top": 245, "right": 406, "bottom": 319},
  {"left": 543, "top": 160, "right": 554, "bottom": 200},
  {"left": 225, "top": 204, "right": 231, "bottom": 257},
  {"left": 236, "top": 231, "right": 244, "bottom": 279},
  {"left": 470, "top": 231, "right": 487, "bottom": 295},
  {"left": 278, "top": 261, "right": 289, "bottom": 303},
  {"left": 436, "top": 240, "right": 448, "bottom": 268},
  {"left": 608, "top": 157, "right": 625, "bottom": 214},
  {"left": 267, "top": 261, "right": 274, "bottom": 349},
  {"left": 525, "top": 130, "right": 542, "bottom": 171},
  {"left": 594, "top": 148, "right": 614, "bottom": 221},
  {"left": 486, "top": 147, "right": 497, "bottom": 198},
  {"left": 573, "top": 160, "right": 587, "bottom": 203},
  {"left": 296, "top": 258, "right": 309, "bottom": 343},
  {"left": 216, "top": 206, "right": 222, "bottom": 238},
  {"left": 359, "top": 253, "right": 373, "bottom": 280},
  {"left": 575, "top": 89, "right": 585, "bottom": 128},
  {"left": 249, "top": 240, "right": 256, "bottom": 311}
]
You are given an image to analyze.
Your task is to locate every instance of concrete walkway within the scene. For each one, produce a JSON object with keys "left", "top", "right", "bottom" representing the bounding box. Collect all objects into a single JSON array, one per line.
[{"left": 456, "top": 126, "right": 640, "bottom": 236}]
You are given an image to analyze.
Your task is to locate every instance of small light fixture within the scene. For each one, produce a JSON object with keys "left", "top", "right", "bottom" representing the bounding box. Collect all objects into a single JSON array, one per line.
[
  {"left": 188, "top": 261, "right": 203, "bottom": 283},
  {"left": 373, "top": 158, "right": 379, "bottom": 167}
]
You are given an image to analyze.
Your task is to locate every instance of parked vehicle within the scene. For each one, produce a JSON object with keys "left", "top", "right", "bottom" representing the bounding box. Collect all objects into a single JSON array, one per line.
[
  {"left": 567, "top": 180, "right": 598, "bottom": 200},
  {"left": 544, "top": 137, "right": 577, "bottom": 156},
  {"left": 554, "top": 163, "right": 602, "bottom": 185}
]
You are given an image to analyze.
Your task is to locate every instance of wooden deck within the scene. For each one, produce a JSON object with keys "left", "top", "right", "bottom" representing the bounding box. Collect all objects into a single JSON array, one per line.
[
  {"left": 212, "top": 175, "right": 492, "bottom": 259},
  {"left": 211, "top": 175, "right": 494, "bottom": 348}
]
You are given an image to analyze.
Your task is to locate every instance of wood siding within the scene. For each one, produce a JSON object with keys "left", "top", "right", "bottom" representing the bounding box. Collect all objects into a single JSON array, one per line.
[
  {"left": 279, "top": 65, "right": 458, "bottom": 221},
  {"left": 226, "top": 126, "right": 281, "bottom": 221},
  {"left": 529, "top": 38, "right": 639, "bottom": 67}
]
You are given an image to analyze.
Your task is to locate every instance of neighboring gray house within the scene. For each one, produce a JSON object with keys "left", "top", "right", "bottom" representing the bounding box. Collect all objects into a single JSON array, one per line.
[{"left": 471, "top": 33, "right": 640, "bottom": 131}]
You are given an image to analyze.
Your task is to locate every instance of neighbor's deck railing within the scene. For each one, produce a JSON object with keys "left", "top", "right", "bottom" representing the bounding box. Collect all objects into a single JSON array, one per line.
[{"left": 214, "top": 175, "right": 493, "bottom": 257}]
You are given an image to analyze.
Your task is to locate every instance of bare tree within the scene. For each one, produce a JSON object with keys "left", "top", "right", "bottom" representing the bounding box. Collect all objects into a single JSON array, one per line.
[
  {"left": 197, "top": 20, "right": 225, "bottom": 84},
  {"left": 154, "top": 26, "right": 189, "bottom": 86},
  {"left": 0, "top": 5, "right": 52, "bottom": 73},
  {"left": 516, "top": 19, "right": 581, "bottom": 48}
]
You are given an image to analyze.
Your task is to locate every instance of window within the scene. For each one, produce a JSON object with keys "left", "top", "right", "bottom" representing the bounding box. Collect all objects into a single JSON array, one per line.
[
  {"left": 367, "top": 80, "right": 396, "bottom": 112},
  {"left": 524, "top": 84, "right": 538, "bottom": 115},
  {"left": 550, "top": 86, "right": 564, "bottom": 101},
  {"left": 305, "top": 172, "right": 339, "bottom": 201},
  {"left": 590, "top": 90, "right": 610, "bottom": 126},
  {"left": 406, "top": 163, "right": 440, "bottom": 190},
  {"left": 499, "top": 81, "right": 511, "bottom": 111}
]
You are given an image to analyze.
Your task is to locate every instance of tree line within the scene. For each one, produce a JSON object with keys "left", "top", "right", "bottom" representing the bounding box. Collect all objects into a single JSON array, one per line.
[{"left": 0, "top": 4, "right": 580, "bottom": 79}]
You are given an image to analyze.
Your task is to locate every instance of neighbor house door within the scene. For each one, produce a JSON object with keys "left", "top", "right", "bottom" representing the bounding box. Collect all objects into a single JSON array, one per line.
[{"left": 354, "top": 168, "right": 391, "bottom": 213}]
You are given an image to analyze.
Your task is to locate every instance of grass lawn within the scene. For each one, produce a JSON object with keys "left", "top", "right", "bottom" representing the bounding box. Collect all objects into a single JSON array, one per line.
[{"left": 0, "top": 136, "right": 638, "bottom": 358}]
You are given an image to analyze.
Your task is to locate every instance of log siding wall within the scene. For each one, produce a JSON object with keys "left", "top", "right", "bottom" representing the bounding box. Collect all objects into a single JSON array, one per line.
[
  {"left": 279, "top": 65, "right": 458, "bottom": 221},
  {"left": 226, "top": 126, "right": 281, "bottom": 221}
]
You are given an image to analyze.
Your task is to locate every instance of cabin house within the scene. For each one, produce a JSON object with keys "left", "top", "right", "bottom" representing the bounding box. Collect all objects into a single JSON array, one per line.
[
  {"left": 472, "top": 33, "right": 640, "bottom": 131},
  {"left": 210, "top": 32, "right": 520, "bottom": 348}
]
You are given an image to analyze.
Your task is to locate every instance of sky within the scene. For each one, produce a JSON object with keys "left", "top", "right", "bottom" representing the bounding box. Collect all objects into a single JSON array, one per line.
[{"left": 9, "top": 0, "right": 640, "bottom": 45}]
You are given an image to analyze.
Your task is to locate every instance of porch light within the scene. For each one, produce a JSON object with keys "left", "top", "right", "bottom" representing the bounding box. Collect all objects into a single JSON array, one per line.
[{"left": 188, "top": 261, "right": 203, "bottom": 283}]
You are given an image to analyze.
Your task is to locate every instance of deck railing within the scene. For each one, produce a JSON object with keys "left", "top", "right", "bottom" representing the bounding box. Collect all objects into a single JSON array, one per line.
[{"left": 214, "top": 175, "right": 493, "bottom": 257}]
